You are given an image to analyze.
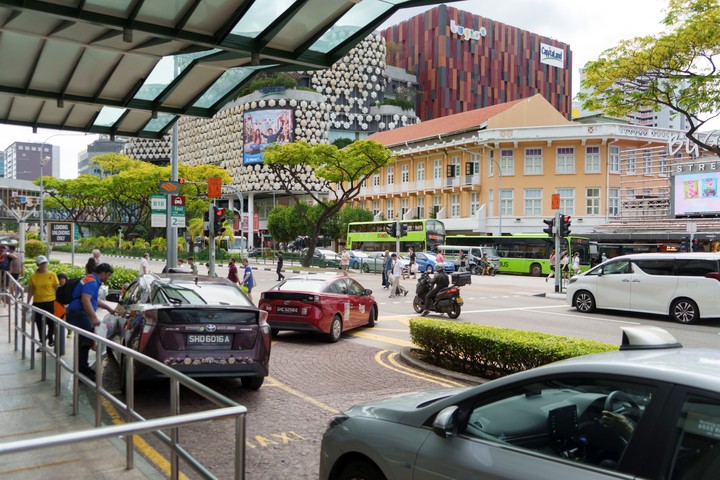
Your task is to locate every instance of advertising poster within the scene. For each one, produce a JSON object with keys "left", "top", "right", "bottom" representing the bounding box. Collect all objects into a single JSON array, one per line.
[
  {"left": 672, "top": 171, "right": 720, "bottom": 216},
  {"left": 243, "top": 109, "right": 294, "bottom": 165}
]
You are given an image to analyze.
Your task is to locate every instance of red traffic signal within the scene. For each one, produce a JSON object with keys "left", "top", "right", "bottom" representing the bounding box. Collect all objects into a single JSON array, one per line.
[{"left": 178, "top": 178, "right": 185, "bottom": 184}]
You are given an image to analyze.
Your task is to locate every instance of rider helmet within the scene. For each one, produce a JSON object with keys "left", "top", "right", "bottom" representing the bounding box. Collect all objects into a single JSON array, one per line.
[{"left": 435, "top": 263, "right": 444, "bottom": 272}]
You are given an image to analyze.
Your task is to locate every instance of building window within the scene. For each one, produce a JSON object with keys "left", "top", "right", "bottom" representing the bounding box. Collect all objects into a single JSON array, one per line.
[
  {"left": 433, "top": 159, "right": 443, "bottom": 179},
  {"left": 524, "top": 189, "right": 542, "bottom": 216},
  {"left": 499, "top": 189, "right": 513, "bottom": 216},
  {"left": 659, "top": 153, "right": 668, "bottom": 174},
  {"left": 470, "top": 192, "right": 480, "bottom": 216},
  {"left": 470, "top": 153, "right": 480, "bottom": 174},
  {"left": 643, "top": 150, "right": 653, "bottom": 175},
  {"left": 556, "top": 188, "right": 575, "bottom": 215},
  {"left": 433, "top": 195, "right": 442, "bottom": 216},
  {"left": 488, "top": 189, "right": 494, "bottom": 216},
  {"left": 387, "top": 166, "right": 394, "bottom": 185},
  {"left": 489, "top": 150, "right": 495, "bottom": 176},
  {"left": 626, "top": 151, "right": 636, "bottom": 175},
  {"left": 609, "top": 188, "right": 619, "bottom": 215},
  {"left": 417, "top": 161, "right": 425, "bottom": 181},
  {"left": 417, "top": 197, "right": 425, "bottom": 218},
  {"left": 585, "top": 146, "right": 600, "bottom": 173},
  {"left": 524, "top": 148, "right": 543, "bottom": 175},
  {"left": 556, "top": 147, "right": 575, "bottom": 174},
  {"left": 609, "top": 146, "right": 620, "bottom": 174},
  {"left": 586, "top": 187, "right": 600, "bottom": 215},
  {"left": 373, "top": 174, "right": 380, "bottom": 186},
  {"left": 400, "top": 197, "right": 408, "bottom": 217},
  {"left": 401, "top": 164, "right": 409, "bottom": 183},
  {"left": 386, "top": 202, "right": 394, "bottom": 220},
  {"left": 500, "top": 149, "right": 514, "bottom": 175},
  {"left": 450, "top": 193, "right": 460, "bottom": 217},
  {"left": 449, "top": 156, "right": 460, "bottom": 177},
  {"left": 372, "top": 200, "right": 379, "bottom": 216}
]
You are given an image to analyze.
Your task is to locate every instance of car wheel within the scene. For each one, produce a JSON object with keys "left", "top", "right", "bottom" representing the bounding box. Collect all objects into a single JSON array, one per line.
[
  {"left": 574, "top": 291, "right": 596, "bottom": 313},
  {"left": 530, "top": 262, "right": 542, "bottom": 276},
  {"left": 241, "top": 376, "right": 264, "bottom": 390},
  {"left": 328, "top": 315, "right": 342, "bottom": 343},
  {"left": 362, "top": 263, "right": 370, "bottom": 273},
  {"left": 447, "top": 300, "right": 461, "bottom": 319},
  {"left": 337, "top": 460, "right": 386, "bottom": 480},
  {"left": 367, "top": 307, "right": 376, "bottom": 327},
  {"left": 671, "top": 298, "right": 699, "bottom": 324},
  {"left": 412, "top": 296, "right": 424, "bottom": 313}
]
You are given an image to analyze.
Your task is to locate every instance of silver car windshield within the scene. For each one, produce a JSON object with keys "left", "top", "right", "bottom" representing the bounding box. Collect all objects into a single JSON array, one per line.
[{"left": 157, "top": 283, "right": 253, "bottom": 306}]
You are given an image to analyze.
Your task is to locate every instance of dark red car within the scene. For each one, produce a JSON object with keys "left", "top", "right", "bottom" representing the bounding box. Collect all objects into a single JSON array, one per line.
[
  {"left": 258, "top": 274, "right": 378, "bottom": 342},
  {"left": 106, "top": 274, "right": 271, "bottom": 390}
]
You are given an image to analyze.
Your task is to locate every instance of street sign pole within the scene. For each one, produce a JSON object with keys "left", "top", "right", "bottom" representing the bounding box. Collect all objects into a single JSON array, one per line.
[
  {"left": 166, "top": 123, "right": 180, "bottom": 271},
  {"left": 208, "top": 203, "right": 216, "bottom": 277},
  {"left": 555, "top": 210, "right": 562, "bottom": 293}
]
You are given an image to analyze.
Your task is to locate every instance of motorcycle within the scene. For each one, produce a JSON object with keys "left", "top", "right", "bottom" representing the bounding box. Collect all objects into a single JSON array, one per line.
[
  {"left": 412, "top": 270, "right": 466, "bottom": 319},
  {"left": 471, "top": 260, "right": 497, "bottom": 276}
]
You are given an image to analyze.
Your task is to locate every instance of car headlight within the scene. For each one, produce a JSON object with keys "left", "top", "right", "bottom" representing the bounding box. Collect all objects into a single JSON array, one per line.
[{"left": 326, "top": 414, "right": 349, "bottom": 431}]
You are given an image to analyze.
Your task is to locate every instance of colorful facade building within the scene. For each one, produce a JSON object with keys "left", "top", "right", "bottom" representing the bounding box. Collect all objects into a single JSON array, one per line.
[
  {"left": 360, "top": 94, "right": 692, "bottom": 236},
  {"left": 382, "top": 4, "right": 572, "bottom": 121}
]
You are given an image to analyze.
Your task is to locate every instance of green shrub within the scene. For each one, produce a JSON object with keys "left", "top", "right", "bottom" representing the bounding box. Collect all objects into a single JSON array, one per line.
[
  {"left": 22, "top": 263, "right": 139, "bottom": 290},
  {"left": 409, "top": 319, "right": 617, "bottom": 379},
  {"left": 380, "top": 98, "right": 415, "bottom": 111},
  {"left": 25, "top": 239, "right": 46, "bottom": 258}
]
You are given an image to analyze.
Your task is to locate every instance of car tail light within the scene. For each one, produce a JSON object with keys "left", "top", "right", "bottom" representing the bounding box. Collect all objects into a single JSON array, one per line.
[
  {"left": 139, "top": 311, "right": 157, "bottom": 352},
  {"left": 705, "top": 272, "right": 720, "bottom": 282},
  {"left": 258, "top": 310, "right": 269, "bottom": 326}
]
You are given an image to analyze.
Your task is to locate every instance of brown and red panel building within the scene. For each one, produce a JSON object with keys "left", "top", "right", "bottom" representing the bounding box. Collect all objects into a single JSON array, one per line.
[{"left": 382, "top": 4, "right": 572, "bottom": 121}]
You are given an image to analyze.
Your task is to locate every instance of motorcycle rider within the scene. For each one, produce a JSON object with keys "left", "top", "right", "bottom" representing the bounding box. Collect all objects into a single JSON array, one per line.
[
  {"left": 479, "top": 252, "right": 493, "bottom": 275},
  {"left": 422, "top": 263, "right": 449, "bottom": 315}
]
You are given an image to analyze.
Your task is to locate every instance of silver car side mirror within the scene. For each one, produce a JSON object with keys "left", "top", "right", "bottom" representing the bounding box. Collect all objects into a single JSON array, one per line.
[{"left": 432, "top": 406, "right": 459, "bottom": 438}]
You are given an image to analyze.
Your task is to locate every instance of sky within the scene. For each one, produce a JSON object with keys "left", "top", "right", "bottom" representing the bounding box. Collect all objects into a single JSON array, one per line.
[{"left": 0, "top": 0, "right": 670, "bottom": 179}]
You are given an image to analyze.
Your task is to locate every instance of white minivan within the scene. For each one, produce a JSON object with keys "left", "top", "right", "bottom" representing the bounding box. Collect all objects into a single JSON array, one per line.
[{"left": 567, "top": 252, "right": 720, "bottom": 324}]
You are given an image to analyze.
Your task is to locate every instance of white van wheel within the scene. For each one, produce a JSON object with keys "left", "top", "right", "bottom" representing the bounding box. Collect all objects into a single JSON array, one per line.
[
  {"left": 574, "top": 291, "right": 596, "bottom": 313},
  {"left": 671, "top": 298, "right": 699, "bottom": 324}
]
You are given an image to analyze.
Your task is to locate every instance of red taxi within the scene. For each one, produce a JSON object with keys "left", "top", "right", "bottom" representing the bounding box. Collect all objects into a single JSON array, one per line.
[{"left": 258, "top": 274, "right": 378, "bottom": 342}]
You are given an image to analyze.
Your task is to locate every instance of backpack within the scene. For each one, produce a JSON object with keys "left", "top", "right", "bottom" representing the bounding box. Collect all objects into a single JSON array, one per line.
[{"left": 56, "top": 277, "right": 83, "bottom": 305}]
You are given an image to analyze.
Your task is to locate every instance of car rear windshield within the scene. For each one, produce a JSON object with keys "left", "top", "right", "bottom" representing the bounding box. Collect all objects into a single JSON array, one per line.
[
  {"left": 276, "top": 278, "right": 328, "bottom": 293},
  {"left": 157, "top": 308, "right": 258, "bottom": 325},
  {"left": 155, "top": 283, "right": 254, "bottom": 306}
]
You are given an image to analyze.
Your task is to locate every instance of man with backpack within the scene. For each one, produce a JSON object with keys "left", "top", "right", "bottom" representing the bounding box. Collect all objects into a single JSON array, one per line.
[{"left": 64, "top": 263, "right": 115, "bottom": 381}]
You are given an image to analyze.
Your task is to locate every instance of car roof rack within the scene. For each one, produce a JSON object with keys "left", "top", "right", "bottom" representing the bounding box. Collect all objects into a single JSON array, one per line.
[{"left": 620, "top": 326, "right": 683, "bottom": 350}]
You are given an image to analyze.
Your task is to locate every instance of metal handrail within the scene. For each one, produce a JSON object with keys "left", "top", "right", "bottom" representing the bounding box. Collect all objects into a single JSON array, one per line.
[{"left": 0, "top": 272, "right": 247, "bottom": 479}]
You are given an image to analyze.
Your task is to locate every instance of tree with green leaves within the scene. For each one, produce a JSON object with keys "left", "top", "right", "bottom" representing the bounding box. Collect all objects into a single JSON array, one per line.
[
  {"left": 580, "top": 0, "right": 720, "bottom": 156},
  {"left": 263, "top": 140, "right": 392, "bottom": 266},
  {"left": 41, "top": 153, "right": 232, "bottom": 238}
]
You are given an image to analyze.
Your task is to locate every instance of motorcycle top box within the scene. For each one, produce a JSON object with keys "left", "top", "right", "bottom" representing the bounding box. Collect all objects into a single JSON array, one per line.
[{"left": 451, "top": 272, "right": 472, "bottom": 286}]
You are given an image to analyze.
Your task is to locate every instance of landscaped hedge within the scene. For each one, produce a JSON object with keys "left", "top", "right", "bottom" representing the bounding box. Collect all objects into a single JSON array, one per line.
[
  {"left": 21, "top": 260, "right": 138, "bottom": 290},
  {"left": 409, "top": 319, "right": 617, "bottom": 379}
]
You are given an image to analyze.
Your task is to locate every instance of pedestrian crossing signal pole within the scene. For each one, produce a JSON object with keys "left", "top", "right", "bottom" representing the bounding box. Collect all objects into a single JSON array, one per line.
[
  {"left": 395, "top": 219, "right": 401, "bottom": 254},
  {"left": 555, "top": 210, "right": 562, "bottom": 293}
]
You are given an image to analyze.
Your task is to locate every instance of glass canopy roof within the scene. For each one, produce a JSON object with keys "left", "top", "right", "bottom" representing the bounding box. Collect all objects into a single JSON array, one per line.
[{"left": 0, "top": 0, "right": 455, "bottom": 139}]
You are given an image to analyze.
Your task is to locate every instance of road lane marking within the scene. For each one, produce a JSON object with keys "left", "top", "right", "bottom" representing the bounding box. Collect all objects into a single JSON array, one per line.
[
  {"left": 264, "top": 376, "right": 340, "bottom": 414},
  {"left": 377, "top": 304, "right": 568, "bottom": 319},
  {"left": 0, "top": 458, "right": 82, "bottom": 476},
  {"left": 373, "top": 351, "right": 465, "bottom": 388},
  {"left": 348, "top": 330, "right": 414, "bottom": 348},
  {"left": 533, "top": 309, "right": 641, "bottom": 324},
  {"left": 101, "top": 397, "right": 190, "bottom": 480}
]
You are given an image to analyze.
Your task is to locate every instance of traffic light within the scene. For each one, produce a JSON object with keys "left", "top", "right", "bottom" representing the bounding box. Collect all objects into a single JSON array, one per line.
[
  {"left": 559, "top": 215, "right": 572, "bottom": 237},
  {"left": 203, "top": 207, "right": 211, "bottom": 236},
  {"left": 692, "top": 239, "right": 699, "bottom": 252},
  {"left": 178, "top": 178, "right": 185, "bottom": 184},
  {"left": 213, "top": 207, "right": 226, "bottom": 236},
  {"left": 680, "top": 236, "right": 690, "bottom": 252},
  {"left": 385, "top": 222, "right": 397, "bottom": 237},
  {"left": 399, "top": 222, "right": 408, "bottom": 238},
  {"left": 542, "top": 218, "right": 555, "bottom": 238}
]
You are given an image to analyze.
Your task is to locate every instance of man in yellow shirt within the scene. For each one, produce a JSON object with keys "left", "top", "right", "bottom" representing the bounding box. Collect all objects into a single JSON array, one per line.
[{"left": 26, "top": 255, "right": 59, "bottom": 352}]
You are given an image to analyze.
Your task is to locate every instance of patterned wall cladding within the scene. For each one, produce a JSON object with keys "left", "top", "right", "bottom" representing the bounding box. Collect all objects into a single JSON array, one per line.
[{"left": 381, "top": 4, "right": 572, "bottom": 121}]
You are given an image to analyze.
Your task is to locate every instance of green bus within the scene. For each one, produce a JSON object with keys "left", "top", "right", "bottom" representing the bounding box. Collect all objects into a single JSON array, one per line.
[
  {"left": 446, "top": 234, "right": 595, "bottom": 276},
  {"left": 346, "top": 219, "right": 446, "bottom": 252}
]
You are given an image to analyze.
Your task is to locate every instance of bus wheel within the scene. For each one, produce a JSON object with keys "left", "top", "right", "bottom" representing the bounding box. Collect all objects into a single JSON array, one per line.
[{"left": 530, "top": 263, "right": 542, "bottom": 276}]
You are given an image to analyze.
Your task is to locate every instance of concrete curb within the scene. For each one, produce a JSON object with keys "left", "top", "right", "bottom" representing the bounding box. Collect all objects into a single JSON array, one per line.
[{"left": 398, "top": 347, "right": 486, "bottom": 386}]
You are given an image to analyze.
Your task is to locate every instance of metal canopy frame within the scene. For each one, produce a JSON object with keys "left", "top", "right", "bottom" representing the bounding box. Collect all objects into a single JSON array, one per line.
[{"left": 0, "top": 0, "right": 454, "bottom": 138}]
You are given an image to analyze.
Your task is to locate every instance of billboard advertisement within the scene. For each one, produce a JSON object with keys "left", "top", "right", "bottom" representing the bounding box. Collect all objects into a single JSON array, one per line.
[
  {"left": 672, "top": 171, "right": 720, "bottom": 216},
  {"left": 243, "top": 109, "right": 294, "bottom": 165}
]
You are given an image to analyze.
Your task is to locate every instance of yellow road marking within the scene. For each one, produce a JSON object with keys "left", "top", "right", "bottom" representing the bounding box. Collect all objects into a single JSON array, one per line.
[
  {"left": 264, "top": 376, "right": 340, "bottom": 414},
  {"left": 386, "top": 352, "right": 465, "bottom": 388},
  {"left": 373, "top": 351, "right": 465, "bottom": 388},
  {"left": 0, "top": 427, "right": 56, "bottom": 440},
  {"left": 348, "top": 330, "right": 414, "bottom": 348},
  {"left": 0, "top": 458, "right": 81, "bottom": 476},
  {"left": 101, "top": 397, "right": 190, "bottom": 480}
]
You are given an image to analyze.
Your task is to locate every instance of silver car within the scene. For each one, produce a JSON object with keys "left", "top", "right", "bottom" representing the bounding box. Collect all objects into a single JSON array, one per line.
[{"left": 320, "top": 326, "right": 720, "bottom": 480}]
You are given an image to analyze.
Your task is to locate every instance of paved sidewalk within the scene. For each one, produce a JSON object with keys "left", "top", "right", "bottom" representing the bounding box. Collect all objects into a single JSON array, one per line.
[{"left": 0, "top": 308, "right": 160, "bottom": 480}]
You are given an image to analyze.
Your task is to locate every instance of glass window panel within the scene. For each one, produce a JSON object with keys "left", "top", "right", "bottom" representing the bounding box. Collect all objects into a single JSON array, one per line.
[
  {"left": 229, "top": 0, "right": 296, "bottom": 38},
  {"left": 193, "top": 66, "right": 263, "bottom": 108},
  {"left": 134, "top": 51, "right": 219, "bottom": 101},
  {"left": 93, "top": 106, "right": 126, "bottom": 127},
  {"left": 144, "top": 113, "right": 176, "bottom": 132},
  {"left": 310, "top": 0, "right": 393, "bottom": 54}
]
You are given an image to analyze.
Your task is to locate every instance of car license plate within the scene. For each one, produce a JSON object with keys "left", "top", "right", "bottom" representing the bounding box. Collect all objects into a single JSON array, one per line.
[
  {"left": 456, "top": 297, "right": 464, "bottom": 306},
  {"left": 186, "top": 334, "right": 231, "bottom": 346},
  {"left": 276, "top": 306, "right": 299, "bottom": 314}
]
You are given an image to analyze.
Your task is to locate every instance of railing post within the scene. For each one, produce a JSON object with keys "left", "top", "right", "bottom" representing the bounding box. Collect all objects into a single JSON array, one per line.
[
  {"left": 235, "top": 415, "right": 246, "bottom": 480},
  {"left": 125, "top": 355, "right": 135, "bottom": 470},
  {"left": 95, "top": 349, "right": 104, "bottom": 427},
  {"left": 72, "top": 333, "right": 79, "bottom": 416},
  {"left": 170, "top": 378, "right": 180, "bottom": 480}
]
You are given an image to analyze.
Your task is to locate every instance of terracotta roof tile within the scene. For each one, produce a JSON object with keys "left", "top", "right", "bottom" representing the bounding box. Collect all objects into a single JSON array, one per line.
[{"left": 369, "top": 98, "right": 525, "bottom": 146}]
